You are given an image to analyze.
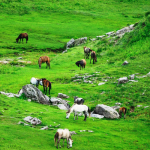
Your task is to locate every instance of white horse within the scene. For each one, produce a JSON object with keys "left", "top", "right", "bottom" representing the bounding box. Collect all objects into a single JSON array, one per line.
[
  {"left": 66, "top": 104, "right": 91, "bottom": 121},
  {"left": 30, "top": 77, "right": 43, "bottom": 88},
  {"left": 54, "top": 129, "right": 73, "bottom": 149}
]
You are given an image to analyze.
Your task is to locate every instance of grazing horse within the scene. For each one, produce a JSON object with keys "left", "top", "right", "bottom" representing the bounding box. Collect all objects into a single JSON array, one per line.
[
  {"left": 74, "top": 96, "right": 84, "bottom": 105},
  {"left": 16, "top": 33, "right": 28, "bottom": 43},
  {"left": 119, "top": 107, "right": 127, "bottom": 119},
  {"left": 30, "top": 77, "right": 43, "bottom": 88},
  {"left": 84, "top": 46, "right": 92, "bottom": 59},
  {"left": 54, "top": 129, "right": 73, "bottom": 149},
  {"left": 41, "top": 78, "right": 51, "bottom": 95},
  {"left": 90, "top": 50, "right": 97, "bottom": 64},
  {"left": 75, "top": 59, "right": 86, "bottom": 70},
  {"left": 38, "top": 56, "right": 50, "bottom": 69},
  {"left": 66, "top": 104, "right": 91, "bottom": 121}
]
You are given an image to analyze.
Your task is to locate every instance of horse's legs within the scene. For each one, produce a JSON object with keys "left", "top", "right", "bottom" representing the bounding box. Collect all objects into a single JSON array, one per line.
[
  {"left": 76, "top": 114, "right": 78, "bottom": 120},
  {"left": 57, "top": 138, "right": 60, "bottom": 148},
  {"left": 67, "top": 138, "right": 69, "bottom": 148},
  {"left": 49, "top": 87, "right": 50, "bottom": 95},
  {"left": 83, "top": 111, "right": 87, "bottom": 121},
  {"left": 63, "top": 139, "right": 64, "bottom": 147},
  {"left": 74, "top": 112, "right": 75, "bottom": 120},
  {"left": 43, "top": 86, "right": 45, "bottom": 94},
  {"left": 45, "top": 87, "right": 47, "bottom": 95}
]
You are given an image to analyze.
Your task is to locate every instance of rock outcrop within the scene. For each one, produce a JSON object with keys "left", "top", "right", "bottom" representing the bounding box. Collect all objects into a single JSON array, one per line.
[
  {"left": 93, "top": 104, "right": 119, "bottom": 119},
  {"left": 22, "top": 84, "right": 50, "bottom": 105}
]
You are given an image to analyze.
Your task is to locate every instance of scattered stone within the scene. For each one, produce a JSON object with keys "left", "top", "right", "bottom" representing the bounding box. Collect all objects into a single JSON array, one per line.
[
  {"left": 122, "top": 61, "right": 129, "bottom": 65},
  {"left": 73, "top": 79, "right": 82, "bottom": 82},
  {"left": 28, "top": 99, "right": 31, "bottom": 102},
  {"left": 62, "top": 50, "right": 67, "bottom": 53},
  {"left": 58, "top": 93, "right": 69, "bottom": 99},
  {"left": 88, "top": 130, "right": 94, "bottom": 133},
  {"left": 115, "top": 102, "right": 121, "bottom": 105},
  {"left": 118, "top": 77, "right": 128, "bottom": 84},
  {"left": 70, "top": 131, "right": 77, "bottom": 135},
  {"left": 24, "top": 116, "right": 42, "bottom": 125},
  {"left": 55, "top": 124, "right": 60, "bottom": 128},
  {"left": 18, "top": 121, "right": 24, "bottom": 125},
  {"left": 91, "top": 113, "right": 104, "bottom": 119},
  {"left": 129, "top": 74, "right": 135, "bottom": 80},
  {"left": 129, "top": 80, "right": 138, "bottom": 82},
  {"left": 57, "top": 104, "right": 68, "bottom": 110},
  {"left": 137, "top": 105, "right": 142, "bottom": 107},
  {"left": 147, "top": 72, "right": 150, "bottom": 77},
  {"left": 41, "top": 126, "right": 49, "bottom": 130},
  {"left": 144, "top": 106, "right": 149, "bottom": 109},
  {"left": 98, "top": 83, "right": 105, "bottom": 86}
]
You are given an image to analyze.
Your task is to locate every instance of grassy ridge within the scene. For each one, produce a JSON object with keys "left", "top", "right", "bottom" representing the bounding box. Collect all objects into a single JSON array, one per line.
[{"left": 0, "top": 0, "right": 150, "bottom": 52}]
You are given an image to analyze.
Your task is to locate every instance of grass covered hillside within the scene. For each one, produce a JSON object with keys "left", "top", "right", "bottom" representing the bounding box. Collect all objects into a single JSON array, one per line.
[
  {"left": 0, "top": 0, "right": 150, "bottom": 53},
  {"left": 0, "top": 0, "right": 150, "bottom": 150}
]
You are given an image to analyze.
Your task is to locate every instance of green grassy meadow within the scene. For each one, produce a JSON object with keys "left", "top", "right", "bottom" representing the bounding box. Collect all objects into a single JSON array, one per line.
[{"left": 0, "top": 0, "right": 150, "bottom": 150}]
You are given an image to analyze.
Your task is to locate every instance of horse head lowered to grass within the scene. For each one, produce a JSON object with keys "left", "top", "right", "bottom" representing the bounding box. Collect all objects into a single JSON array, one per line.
[
  {"left": 54, "top": 129, "right": 73, "bottom": 149},
  {"left": 38, "top": 56, "right": 50, "bottom": 69},
  {"left": 16, "top": 33, "right": 28, "bottom": 43},
  {"left": 66, "top": 104, "right": 90, "bottom": 121}
]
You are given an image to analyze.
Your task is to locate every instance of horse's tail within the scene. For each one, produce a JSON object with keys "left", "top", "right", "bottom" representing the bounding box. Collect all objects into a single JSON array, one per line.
[
  {"left": 38, "top": 57, "right": 42, "bottom": 68},
  {"left": 54, "top": 132, "right": 59, "bottom": 146},
  {"left": 88, "top": 107, "right": 91, "bottom": 117},
  {"left": 49, "top": 81, "right": 51, "bottom": 89},
  {"left": 26, "top": 35, "right": 28, "bottom": 41},
  {"left": 124, "top": 107, "right": 127, "bottom": 114}
]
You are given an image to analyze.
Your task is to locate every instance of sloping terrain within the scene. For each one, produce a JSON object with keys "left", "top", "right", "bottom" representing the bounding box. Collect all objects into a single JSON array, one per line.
[{"left": 0, "top": 1, "right": 150, "bottom": 150}]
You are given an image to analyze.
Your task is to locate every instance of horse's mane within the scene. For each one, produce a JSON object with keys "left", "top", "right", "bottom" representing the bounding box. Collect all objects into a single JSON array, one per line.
[{"left": 66, "top": 103, "right": 76, "bottom": 113}]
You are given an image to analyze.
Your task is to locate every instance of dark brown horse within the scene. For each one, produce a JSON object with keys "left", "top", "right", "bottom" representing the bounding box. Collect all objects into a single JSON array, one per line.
[
  {"left": 41, "top": 78, "right": 51, "bottom": 95},
  {"left": 119, "top": 107, "right": 127, "bottom": 119},
  {"left": 90, "top": 50, "right": 97, "bottom": 64},
  {"left": 16, "top": 33, "right": 28, "bottom": 43},
  {"left": 38, "top": 56, "right": 50, "bottom": 69}
]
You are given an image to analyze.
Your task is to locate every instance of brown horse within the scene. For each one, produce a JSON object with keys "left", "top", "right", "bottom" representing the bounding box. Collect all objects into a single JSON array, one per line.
[
  {"left": 16, "top": 33, "right": 28, "bottom": 43},
  {"left": 119, "top": 107, "right": 127, "bottom": 119},
  {"left": 41, "top": 78, "right": 51, "bottom": 95},
  {"left": 38, "top": 56, "right": 50, "bottom": 69},
  {"left": 90, "top": 50, "right": 97, "bottom": 64},
  {"left": 75, "top": 59, "right": 86, "bottom": 70}
]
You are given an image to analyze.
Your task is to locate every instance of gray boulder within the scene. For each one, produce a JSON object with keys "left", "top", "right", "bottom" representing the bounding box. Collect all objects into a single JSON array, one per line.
[
  {"left": 24, "top": 116, "right": 42, "bottom": 125},
  {"left": 57, "top": 104, "right": 68, "bottom": 110},
  {"left": 58, "top": 93, "right": 69, "bottom": 99},
  {"left": 22, "top": 84, "right": 50, "bottom": 105},
  {"left": 118, "top": 77, "right": 128, "bottom": 84},
  {"left": 66, "top": 38, "right": 75, "bottom": 49},
  {"left": 93, "top": 104, "right": 119, "bottom": 119}
]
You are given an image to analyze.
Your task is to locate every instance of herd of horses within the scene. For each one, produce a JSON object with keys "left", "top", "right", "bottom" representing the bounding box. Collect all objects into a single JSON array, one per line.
[{"left": 18, "top": 33, "right": 127, "bottom": 148}]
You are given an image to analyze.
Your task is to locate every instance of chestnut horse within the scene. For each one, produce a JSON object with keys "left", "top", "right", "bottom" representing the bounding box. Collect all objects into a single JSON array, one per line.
[
  {"left": 90, "top": 50, "right": 97, "bottom": 64},
  {"left": 38, "top": 56, "right": 50, "bottom": 69},
  {"left": 16, "top": 33, "right": 28, "bottom": 43},
  {"left": 41, "top": 78, "right": 51, "bottom": 95},
  {"left": 119, "top": 107, "right": 127, "bottom": 119}
]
